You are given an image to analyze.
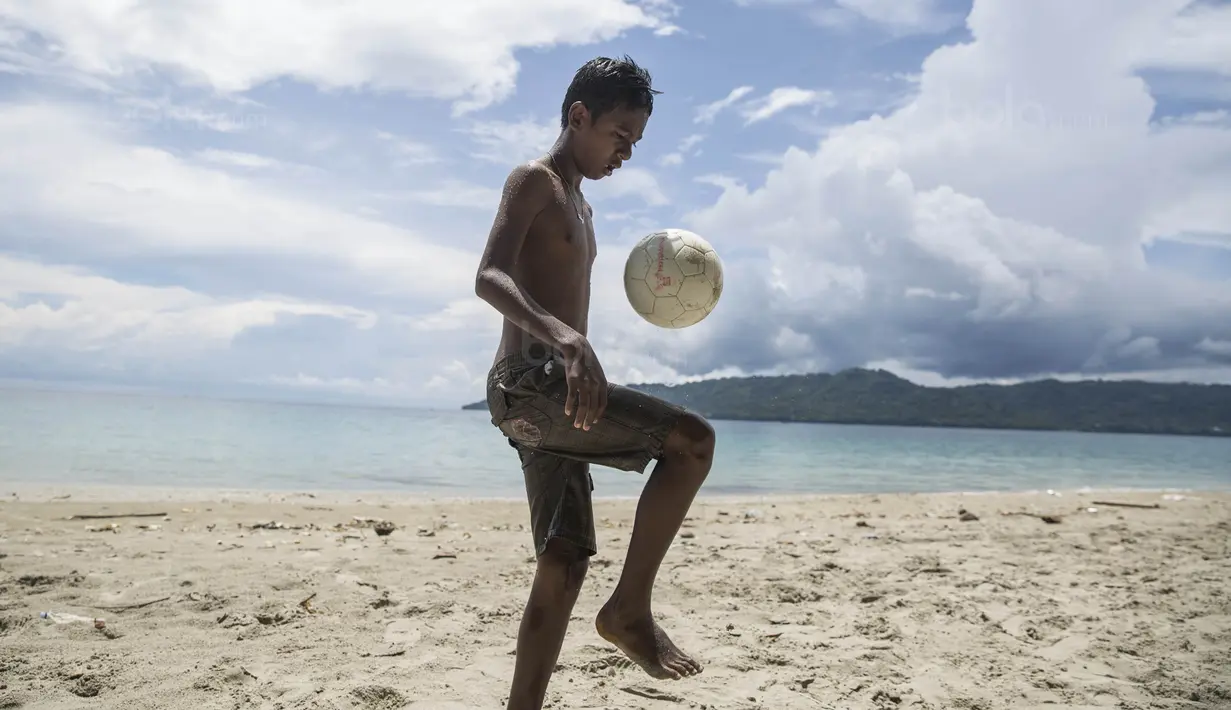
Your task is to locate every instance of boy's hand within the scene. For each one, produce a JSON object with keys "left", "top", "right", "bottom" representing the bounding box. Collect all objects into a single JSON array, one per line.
[{"left": 560, "top": 334, "right": 608, "bottom": 430}]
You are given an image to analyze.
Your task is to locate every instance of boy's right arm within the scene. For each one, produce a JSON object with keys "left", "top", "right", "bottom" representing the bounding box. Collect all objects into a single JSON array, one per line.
[{"left": 474, "top": 162, "right": 583, "bottom": 354}]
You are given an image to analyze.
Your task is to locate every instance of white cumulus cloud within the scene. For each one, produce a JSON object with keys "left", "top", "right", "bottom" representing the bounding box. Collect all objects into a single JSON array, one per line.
[
  {"left": 647, "top": 0, "right": 1231, "bottom": 384},
  {"left": 0, "top": 0, "right": 678, "bottom": 114},
  {"left": 0, "top": 254, "right": 374, "bottom": 356},
  {"left": 740, "top": 87, "right": 834, "bottom": 124}
]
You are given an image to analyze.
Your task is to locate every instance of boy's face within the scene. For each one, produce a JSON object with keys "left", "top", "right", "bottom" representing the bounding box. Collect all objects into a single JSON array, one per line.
[{"left": 567, "top": 103, "right": 649, "bottom": 181}]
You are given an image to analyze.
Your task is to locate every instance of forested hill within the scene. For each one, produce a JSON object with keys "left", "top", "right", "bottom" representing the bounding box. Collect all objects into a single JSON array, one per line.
[{"left": 463, "top": 368, "right": 1231, "bottom": 437}]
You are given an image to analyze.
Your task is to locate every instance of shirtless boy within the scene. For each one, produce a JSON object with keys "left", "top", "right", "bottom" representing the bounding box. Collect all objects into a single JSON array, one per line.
[{"left": 474, "top": 56, "right": 716, "bottom": 710}]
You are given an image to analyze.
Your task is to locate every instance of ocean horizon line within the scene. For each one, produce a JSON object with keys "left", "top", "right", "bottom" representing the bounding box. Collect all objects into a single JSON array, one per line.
[{"left": 2, "top": 482, "right": 1216, "bottom": 506}]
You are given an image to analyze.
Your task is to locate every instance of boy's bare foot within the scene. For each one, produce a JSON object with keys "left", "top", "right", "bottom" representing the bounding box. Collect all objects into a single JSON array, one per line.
[{"left": 595, "top": 602, "right": 702, "bottom": 679}]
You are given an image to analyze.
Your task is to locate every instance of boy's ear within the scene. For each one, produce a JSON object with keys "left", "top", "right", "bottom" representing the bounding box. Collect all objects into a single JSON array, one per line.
[{"left": 566, "top": 101, "right": 590, "bottom": 130}]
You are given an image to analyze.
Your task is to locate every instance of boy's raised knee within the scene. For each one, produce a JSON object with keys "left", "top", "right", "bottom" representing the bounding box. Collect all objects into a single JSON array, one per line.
[{"left": 664, "top": 411, "right": 715, "bottom": 464}]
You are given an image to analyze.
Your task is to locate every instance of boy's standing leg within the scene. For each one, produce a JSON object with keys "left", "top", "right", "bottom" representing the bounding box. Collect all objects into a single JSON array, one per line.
[
  {"left": 503, "top": 443, "right": 597, "bottom": 710},
  {"left": 506, "top": 538, "right": 590, "bottom": 710}
]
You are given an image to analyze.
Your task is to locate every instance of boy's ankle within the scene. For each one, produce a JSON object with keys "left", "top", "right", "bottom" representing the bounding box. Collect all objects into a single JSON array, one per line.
[{"left": 600, "top": 591, "right": 651, "bottom": 619}]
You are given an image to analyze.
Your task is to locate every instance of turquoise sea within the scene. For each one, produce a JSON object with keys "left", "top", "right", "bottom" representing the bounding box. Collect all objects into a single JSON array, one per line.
[{"left": 1, "top": 388, "right": 1229, "bottom": 498}]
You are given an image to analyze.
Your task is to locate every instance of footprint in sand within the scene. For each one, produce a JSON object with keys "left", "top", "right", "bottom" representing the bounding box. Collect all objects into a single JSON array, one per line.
[
  {"left": 383, "top": 619, "right": 422, "bottom": 646},
  {"left": 363, "top": 619, "right": 423, "bottom": 658}
]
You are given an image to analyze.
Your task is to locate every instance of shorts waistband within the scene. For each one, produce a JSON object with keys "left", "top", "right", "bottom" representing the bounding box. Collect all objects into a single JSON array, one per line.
[{"left": 490, "top": 344, "right": 562, "bottom": 379}]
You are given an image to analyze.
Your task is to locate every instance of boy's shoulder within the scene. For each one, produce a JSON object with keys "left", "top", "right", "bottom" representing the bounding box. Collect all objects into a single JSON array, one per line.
[
  {"left": 504, "top": 158, "right": 554, "bottom": 188},
  {"left": 499, "top": 159, "right": 558, "bottom": 211}
]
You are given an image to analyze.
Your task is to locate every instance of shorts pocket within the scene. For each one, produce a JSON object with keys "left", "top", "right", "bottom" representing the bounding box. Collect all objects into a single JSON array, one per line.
[
  {"left": 488, "top": 365, "right": 541, "bottom": 421},
  {"left": 533, "top": 361, "right": 570, "bottom": 404},
  {"left": 512, "top": 363, "right": 552, "bottom": 395}
]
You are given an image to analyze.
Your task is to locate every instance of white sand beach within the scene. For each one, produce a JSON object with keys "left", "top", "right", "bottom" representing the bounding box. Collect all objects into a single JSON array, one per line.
[{"left": 1, "top": 487, "right": 1228, "bottom": 709}]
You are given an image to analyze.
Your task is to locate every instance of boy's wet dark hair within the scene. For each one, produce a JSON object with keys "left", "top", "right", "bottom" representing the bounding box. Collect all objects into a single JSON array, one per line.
[{"left": 560, "top": 55, "right": 662, "bottom": 128}]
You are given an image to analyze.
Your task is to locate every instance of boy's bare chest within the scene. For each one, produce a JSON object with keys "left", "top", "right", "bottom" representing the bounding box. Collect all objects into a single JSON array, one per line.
[{"left": 549, "top": 195, "right": 596, "bottom": 263}]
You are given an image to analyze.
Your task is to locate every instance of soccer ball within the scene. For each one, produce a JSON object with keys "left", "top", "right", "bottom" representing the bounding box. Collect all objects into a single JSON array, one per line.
[{"left": 623, "top": 229, "right": 724, "bottom": 329}]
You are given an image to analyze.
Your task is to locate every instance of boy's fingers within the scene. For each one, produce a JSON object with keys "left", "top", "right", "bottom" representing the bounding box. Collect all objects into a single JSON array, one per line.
[
  {"left": 589, "top": 385, "right": 607, "bottom": 428},
  {"left": 583, "top": 387, "right": 597, "bottom": 430},
  {"left": 564, "top": 379, "right": 576, "bottom": 416},
  {"left": 574, "top": 387, "right": 590, "bottom": 429}
]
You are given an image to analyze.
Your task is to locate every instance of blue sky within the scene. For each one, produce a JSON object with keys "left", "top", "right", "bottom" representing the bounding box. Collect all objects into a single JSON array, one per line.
[{"left": 1, "top": 0, "right": 1229, "bottom": 407}]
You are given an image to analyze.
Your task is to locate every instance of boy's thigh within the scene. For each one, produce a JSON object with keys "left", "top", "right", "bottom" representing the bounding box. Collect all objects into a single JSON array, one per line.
[
  {"left": 493, "top": 361, "right": 685, "bottom": 474},
  {"left": 517, "top": 447, "right": 597, "bottom": 558}
]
